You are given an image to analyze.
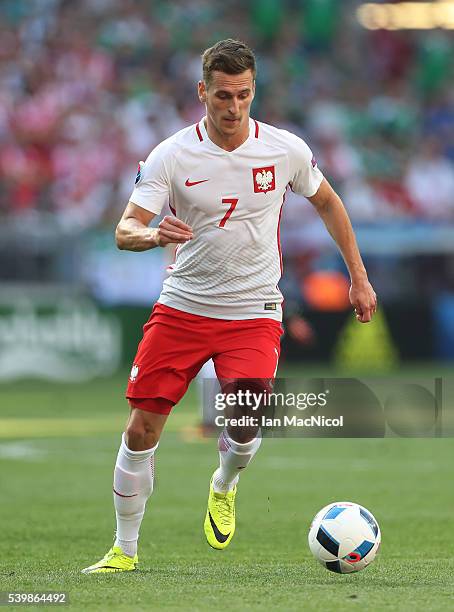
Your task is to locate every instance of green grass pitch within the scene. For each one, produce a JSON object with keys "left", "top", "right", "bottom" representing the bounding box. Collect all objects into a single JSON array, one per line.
[{"left": 1, "top": 366, "right": 454, "bottom": 611}]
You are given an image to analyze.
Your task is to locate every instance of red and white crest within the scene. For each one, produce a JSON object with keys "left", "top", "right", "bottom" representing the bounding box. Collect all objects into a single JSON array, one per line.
[
  {"left": 129, "top": 364, "right": 139, "bottom": 382},
  {"left": 252, "top": 165, "right": 276, "bottom": 194}
]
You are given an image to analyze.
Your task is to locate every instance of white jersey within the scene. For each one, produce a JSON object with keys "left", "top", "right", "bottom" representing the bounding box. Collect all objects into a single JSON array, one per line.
[{"left": 129, "top": 117, "right": 323, "bottom": 321}]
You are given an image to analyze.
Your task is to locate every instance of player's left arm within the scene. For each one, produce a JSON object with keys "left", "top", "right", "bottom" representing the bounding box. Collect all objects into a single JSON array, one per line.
[{"left": 307, "top": 178, "right": 377, "bottom": 323}]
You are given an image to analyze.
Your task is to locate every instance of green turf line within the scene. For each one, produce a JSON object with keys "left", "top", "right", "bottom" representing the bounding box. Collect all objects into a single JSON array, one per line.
[{"left": 0, "top": 415, "right": 198, "bottom": 438}]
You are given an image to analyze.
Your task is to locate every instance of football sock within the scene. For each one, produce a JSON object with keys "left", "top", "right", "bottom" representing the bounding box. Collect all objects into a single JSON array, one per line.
[
  {"left": 113, "top": 433, "right": 158, "bottom": 557},
  {"left": 212, "top": 429, "right": 262, "bottom": 493}
]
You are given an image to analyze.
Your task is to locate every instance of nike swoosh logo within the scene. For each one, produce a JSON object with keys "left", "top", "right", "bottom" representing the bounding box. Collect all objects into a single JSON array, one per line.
[
  {"left": 113, "top": 488, "right": 138, "bottom": 498},
  {"left": 209, "top": 511, "right": 230, "bottom": 543},
  {"left": 185, "top": 178, "right": 209, "bottom": 187}
]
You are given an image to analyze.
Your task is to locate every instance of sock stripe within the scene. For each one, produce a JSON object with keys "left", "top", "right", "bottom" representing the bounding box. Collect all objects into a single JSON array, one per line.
[{"left": 113, "top": 488, "right": 138, "bottom": 498}]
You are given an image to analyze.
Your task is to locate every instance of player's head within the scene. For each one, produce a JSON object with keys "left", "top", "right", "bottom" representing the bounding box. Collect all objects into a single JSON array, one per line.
[{"left": 199, "top": 39, "right": 256, "bottom": 139}]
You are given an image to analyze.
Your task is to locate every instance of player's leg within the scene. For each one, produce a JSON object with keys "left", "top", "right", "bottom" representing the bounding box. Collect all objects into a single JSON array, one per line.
[
  {"left": 204, "top": 318, "right": 282, "bottom": 549},
  {"left": 125, "top": 398, "right": 170, "bottom": 450},
  {"left": 111, "top": 402, "right": 170, "bottom": 560},
  {"left": 196, "top": 358, "right": 221, "bottom": 434},
  {"left": 82, "top": 304, "right": 212, "bottom": 572},
  {"left": 81, "top": 399, "right": 172, "bottom": 574},
  {"left": 212, "top": 318, "right": 282, "bottom": 491}
]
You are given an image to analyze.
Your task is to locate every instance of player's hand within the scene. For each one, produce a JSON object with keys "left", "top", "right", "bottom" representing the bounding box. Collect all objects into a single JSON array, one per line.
[
  {"left": 349, "top": 279, "right": 377, "bottom": 323},
  {"left": 156, "top": 216, "right": 193, "bottom": 246}
]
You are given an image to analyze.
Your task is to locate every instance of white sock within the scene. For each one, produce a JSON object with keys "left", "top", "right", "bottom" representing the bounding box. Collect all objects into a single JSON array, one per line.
[
  {"left": 212, "top": 430, "right": 262, "bottom": 493},
  {"left": 113, "top": 433, "right": 158, "bottom": 557}
]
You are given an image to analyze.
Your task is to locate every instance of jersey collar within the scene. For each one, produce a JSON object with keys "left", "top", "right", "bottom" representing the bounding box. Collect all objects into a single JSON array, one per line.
[{"left": 198, "top": 117, "right": 258, "bottom": 153}]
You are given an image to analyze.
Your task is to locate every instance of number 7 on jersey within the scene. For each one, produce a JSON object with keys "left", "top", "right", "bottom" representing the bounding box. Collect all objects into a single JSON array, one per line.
[{"left": 219, "top": 198, "right": 239, "bottom": 228}]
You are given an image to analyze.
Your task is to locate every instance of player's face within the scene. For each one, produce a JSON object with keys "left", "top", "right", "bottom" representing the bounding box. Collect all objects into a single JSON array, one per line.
[{"left": 199, "top": 70, "right": 255, "bottom": 141}]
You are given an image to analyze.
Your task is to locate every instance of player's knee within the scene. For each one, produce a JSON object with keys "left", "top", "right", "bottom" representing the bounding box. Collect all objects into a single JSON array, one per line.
[
  {"left": 125, "top": 419, "right": 161, "bottom": 451},
  {"left": 125, "top": 424, "right": 145, "bottom": 450}
]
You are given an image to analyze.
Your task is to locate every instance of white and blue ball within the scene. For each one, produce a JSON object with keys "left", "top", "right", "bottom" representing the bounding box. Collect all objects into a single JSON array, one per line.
[{"left": 308, "top": 501, "right": 381, "bottom": 573}]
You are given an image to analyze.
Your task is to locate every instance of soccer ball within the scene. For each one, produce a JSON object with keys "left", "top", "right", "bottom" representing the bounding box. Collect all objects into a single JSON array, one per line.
[{"left": 308, "top": 501, "right": 381, "bottom": 573}]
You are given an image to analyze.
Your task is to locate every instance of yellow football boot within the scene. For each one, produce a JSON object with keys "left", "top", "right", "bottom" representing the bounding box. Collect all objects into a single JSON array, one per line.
[
  {"left": 81, "top": 546, "right": 138, "bottom": 574},
  {"left": 204, "top": 478, "right": 236, "bottom": 550}
]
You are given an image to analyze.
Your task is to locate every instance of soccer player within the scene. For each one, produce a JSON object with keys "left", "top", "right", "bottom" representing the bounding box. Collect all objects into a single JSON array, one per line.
[{"left": 82, "top": 39, "right": 377, "bottom": 573}]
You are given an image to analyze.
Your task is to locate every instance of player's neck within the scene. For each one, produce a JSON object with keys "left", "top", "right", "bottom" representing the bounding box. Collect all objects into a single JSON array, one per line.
[{"left": 204, "top": 117, "right": 250, "bottom": 152}]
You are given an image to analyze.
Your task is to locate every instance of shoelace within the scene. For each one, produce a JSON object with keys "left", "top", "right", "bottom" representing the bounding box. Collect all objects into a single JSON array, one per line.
[
  {"left": 216, "top": 494, "right": 234, "bottom": 526},
  {"left": 103, "top": 549, "right": 127, "bottom": 563}
]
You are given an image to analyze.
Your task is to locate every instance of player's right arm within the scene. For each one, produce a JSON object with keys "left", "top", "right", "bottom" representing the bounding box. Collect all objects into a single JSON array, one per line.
[
  {"left": 116, "top": 139, "right": 192, "bottom": 251},
  {"left": 115, "top": 202, "right": 193, "bottom": 251}
]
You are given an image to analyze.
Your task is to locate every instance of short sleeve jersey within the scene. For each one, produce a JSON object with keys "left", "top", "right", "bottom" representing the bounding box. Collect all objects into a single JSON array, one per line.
[{"left": 130, "top": 117, "right": 323, "bottom": 321}]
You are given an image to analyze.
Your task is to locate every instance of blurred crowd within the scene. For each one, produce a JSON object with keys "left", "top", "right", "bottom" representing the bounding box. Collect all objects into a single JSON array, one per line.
[{"left": 1, "top": 0, "right": 454, "bottom": 233}]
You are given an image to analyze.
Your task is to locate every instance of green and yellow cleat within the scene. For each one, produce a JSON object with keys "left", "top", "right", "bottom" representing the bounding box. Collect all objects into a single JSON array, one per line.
[
  {"left": 204, "top": 478, "right": 236, "bottom": 550},
  {"left": 81, "top": 546, "right": 138, "bottom": 574}
]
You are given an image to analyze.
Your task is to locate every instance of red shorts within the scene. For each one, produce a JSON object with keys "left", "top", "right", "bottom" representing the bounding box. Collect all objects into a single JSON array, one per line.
[{"left": 126, "top": 303, "right": 283, "bottom": 414}]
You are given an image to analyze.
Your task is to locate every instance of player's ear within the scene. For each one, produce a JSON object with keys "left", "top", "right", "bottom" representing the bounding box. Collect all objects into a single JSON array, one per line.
[{"left": 198, "top": 80, "right": 207, "bottom": 103}]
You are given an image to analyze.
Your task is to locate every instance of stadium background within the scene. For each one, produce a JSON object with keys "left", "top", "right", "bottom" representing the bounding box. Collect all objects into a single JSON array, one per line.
[{"left": 1, "top": 1, "right": 453, "bottom": 610}]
